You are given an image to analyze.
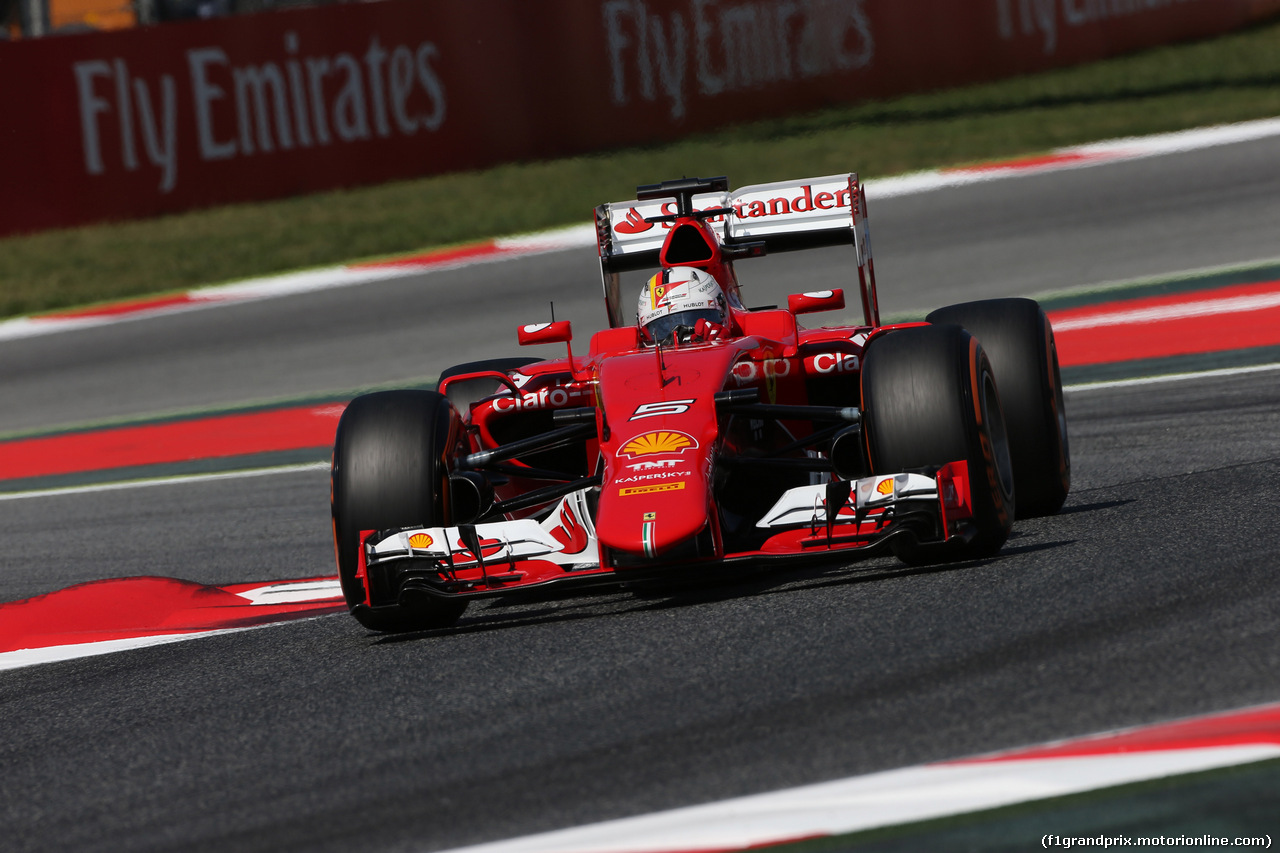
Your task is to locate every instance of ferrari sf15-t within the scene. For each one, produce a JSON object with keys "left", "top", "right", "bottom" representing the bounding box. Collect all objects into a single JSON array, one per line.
[{"left": 330, "top": 174, "right": 1070, "bottom": 632}]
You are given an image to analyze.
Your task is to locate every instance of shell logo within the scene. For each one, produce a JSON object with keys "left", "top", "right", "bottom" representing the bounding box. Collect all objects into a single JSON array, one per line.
[
  {"left": 875, "top": 478, "right": 895, "bottom": 496},
  {"left": 619, "top": 430, "right": 697, "bottom": 459},
  {"left": 408, "top": 533, "right": 434, "bottom": 549}
]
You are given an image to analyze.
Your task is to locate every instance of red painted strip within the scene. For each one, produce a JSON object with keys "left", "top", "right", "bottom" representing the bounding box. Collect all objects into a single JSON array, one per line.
[
  {"left": 1050, "top": 280, "right": 1280, "bottom": 367},
  {"left": 19, "top": 241, "right": 506, "bottom": 331},
  {"left": 962, "top": 703, "right": 1280, "bottom": 763},
  {"left": 1050, "top": 280, "right": 1280, "bottom": 324},
  {"left": 609, "top": 834, "right": 830, "bottom": 853},
  {"left": 0, "top": 576, "right": 344, "bottom": 653},
  {"left": 351, "top": 241, "right": 502, "bottom": 269},
  {"left": 0, "top": 404, "right": 346, "bottom": 481},
  {"left": 38, "top": 293, "right": 199, "bottom": 320},
  {"left": 946, "top": 150, "right": 1114, "bottom": 175}
]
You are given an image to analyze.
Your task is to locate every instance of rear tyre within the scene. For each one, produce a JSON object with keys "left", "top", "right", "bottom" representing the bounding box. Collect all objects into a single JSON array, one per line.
[
  {"left": 861, "top": 324, "right": 1015, "bottom": 563},
  {"left": 331, "top": 390, "right": 469, "bottom": 632},
  {"left": 926, "top": 298, "right": 1069, "bottom": 517}
]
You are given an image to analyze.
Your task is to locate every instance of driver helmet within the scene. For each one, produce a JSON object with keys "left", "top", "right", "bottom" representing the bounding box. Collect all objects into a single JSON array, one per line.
[{"left": 637, "top": 267, "right": 727, "bottom": 346}]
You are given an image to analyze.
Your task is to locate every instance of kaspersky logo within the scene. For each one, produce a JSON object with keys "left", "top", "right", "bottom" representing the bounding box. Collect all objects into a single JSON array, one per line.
[{"left": 614, "top": 207, "right": 654, "bottom": 235}]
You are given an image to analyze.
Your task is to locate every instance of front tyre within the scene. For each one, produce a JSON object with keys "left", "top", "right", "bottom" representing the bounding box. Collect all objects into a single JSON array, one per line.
[
  {"left": 926, "top": 298, "right": 1069, "bottom": 517},
  {"left": 331, "top": 390, "right": 469, "bottom": 632},
  {"left": 436, "top": 357, "right": 542, "bottom": 412},
  {"left": 861, "top": 324, "right": 1015, "bottom": 562}
]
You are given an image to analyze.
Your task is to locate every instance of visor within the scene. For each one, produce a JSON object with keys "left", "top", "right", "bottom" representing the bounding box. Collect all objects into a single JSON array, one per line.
[{"left": 645, "top": 309, "right": 722, "bottom": 346}]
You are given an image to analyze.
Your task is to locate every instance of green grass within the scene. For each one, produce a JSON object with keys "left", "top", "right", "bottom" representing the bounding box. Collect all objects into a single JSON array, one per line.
[{"left": 4, "top": 18, "right": 1280, "bottom": 319}]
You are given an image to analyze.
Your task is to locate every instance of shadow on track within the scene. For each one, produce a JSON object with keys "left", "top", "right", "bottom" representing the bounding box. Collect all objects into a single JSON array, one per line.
[
  {"left": 1056, "top": 499, "right": 1133, "bottom": 516},
  {"left": 364, "top": 535, "right": 1073, "bottom": 644}
]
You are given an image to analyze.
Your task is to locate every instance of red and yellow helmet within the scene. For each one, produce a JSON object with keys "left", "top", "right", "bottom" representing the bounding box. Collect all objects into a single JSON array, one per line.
[{"left": 637, "top": 267, "right": 726, "bottom": 345}]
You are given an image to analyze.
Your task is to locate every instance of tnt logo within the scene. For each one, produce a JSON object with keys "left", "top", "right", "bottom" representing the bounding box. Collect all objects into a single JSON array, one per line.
[{"left": 627, "top": 459, "right": 679, "bottom": 472}]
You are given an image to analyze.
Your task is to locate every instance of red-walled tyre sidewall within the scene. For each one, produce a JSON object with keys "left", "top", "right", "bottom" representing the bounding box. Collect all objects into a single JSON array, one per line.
[
  {"left": 861, "top": 324, "right": 1015, "bottom": 562},
  {"left": 926, "top": 298, "right": 1069, "bottom": 517}
]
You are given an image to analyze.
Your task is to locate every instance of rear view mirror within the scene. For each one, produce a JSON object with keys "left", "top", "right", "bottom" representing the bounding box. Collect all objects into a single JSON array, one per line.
[
  {"left": 788, "top": 290, "right": 845, "bottom": 316},
  {"left": 517, "top": 320, "right": 573, "bottom": 346}
]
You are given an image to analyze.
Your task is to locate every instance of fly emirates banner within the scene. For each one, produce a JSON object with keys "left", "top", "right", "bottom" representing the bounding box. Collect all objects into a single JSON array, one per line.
[{"left": 2, "top": 0, "right": 1277, "bottom": 236}]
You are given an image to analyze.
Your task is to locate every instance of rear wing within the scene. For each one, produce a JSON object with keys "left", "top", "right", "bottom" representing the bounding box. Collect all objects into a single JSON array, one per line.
[{"left": 595, "top": 174, "right": 879, "bottom": 328}]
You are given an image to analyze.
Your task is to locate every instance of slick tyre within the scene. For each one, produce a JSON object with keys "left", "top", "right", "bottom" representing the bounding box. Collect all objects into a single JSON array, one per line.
[
  {"left": 861, "top": 324, "right": 1016, "bottom": 563},
  {"left": 331, "top": 390, "right": 468, "bottom": 632},
  {"left": 926, "top": 298, "right": 1070, "bottom": 517}
]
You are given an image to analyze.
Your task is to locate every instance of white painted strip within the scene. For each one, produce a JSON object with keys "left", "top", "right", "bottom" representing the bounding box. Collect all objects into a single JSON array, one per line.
[
  {"left": 866, "top": 116, "right": 1280, "bottom": 200},
  {"left": 0, "top": 313, "right": 149, "bottom": 341},
  {"left": 235, "top": 579, "right": 343, "bottom": 605},
  {"left": 1075, "top": 116, "right": 1280, "bottom": 159},
  {"left": 1051, "top": 291, "right": 1280, "bottom": 330},
  {"left": 188, "top": 265, "right": 389, "bottom": 301},
  {"left": 0, "top": 461, "right": 329, "bottom": 502},
  {"left": 436, "top": 745, "right": 1280, "bottom": 853},
  {"left": 1064, "top": 361, "right": 1280, "bottom": 392},
  {"left": 0, "top": 611, "right": 344, "bottom": 672},
  {"left": 494, "top": 224, "right": 597, "bottom": 252},
  {"left": 1031, "top": 255, "right": 1280, "bottom": 306},
  {"left": 864, "top": 152, "right": 1115, "bottom": 198},
  {"left": 862, "top": 162, "right": 1082, "bottom": 199},
  {"left": 184, "top": 228, "right": 600, "bottom": 305},
  {"left": 0, "top": 629, "right": 242, "bottom": 671}
]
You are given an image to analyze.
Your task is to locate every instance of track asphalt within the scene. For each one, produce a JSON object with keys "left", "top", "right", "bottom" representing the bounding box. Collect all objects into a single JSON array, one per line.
[{"left": 2, "top": 125, "right": 1280, "bottom": 852}]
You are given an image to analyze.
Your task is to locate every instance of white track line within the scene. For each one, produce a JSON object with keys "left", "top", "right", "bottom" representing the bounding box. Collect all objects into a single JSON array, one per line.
[
  {"left": 0, "top": 462, "right": 329, "bottom": 501},
  {"left": 436, "top": 745, "right": 1280, "bottom": 853},
  {"left": 0, "top": 609, "right": 343, "bottom": 673},
  {"left": 0, "top": 629, "right": 250, "bottom": 672},
  {"left": 1064, "top": 361, "right": 1280, "bottom": 392},
  {"left": 1051, "top": 291, "right": 1280, "bottom": 330}
]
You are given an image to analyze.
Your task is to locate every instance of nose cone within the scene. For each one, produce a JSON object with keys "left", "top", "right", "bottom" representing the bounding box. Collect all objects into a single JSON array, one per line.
[
  {"left": 593, "top": 347, "right": 738, "bottom": 561},
  {"left": 596, "top": 461, "right": 710, "bottom": 558}
]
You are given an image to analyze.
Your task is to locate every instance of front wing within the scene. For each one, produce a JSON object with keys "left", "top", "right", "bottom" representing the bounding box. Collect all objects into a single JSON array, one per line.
[{"left": 357, "top": 463, "right": 975, "bottom": 606}]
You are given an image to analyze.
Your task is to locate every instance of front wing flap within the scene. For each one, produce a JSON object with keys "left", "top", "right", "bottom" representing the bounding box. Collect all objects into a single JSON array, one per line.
[
  {"left": 358, "top": 463, "right": 975, "bottom": 602},
  {"left": 751, "top": 464, "right": 973, "bottom": 554}
]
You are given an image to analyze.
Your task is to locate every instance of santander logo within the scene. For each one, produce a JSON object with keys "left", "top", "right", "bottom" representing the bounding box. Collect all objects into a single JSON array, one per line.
[
  {"left": 614, "top": 207, "right": 654, "bottom": 234},
  {"left": 613, "top": 183, "right": 854, "bottom": 240}
]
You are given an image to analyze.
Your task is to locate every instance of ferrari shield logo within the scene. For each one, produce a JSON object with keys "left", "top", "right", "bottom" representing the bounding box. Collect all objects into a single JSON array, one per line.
[{"left": 651, "top": 282, "right": 667, "bottom": 309}]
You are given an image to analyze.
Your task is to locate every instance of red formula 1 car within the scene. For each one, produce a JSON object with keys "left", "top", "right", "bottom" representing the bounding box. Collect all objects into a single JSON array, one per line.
[{"left": 331, "top": 174, "right": 1070, "bottom": 632}]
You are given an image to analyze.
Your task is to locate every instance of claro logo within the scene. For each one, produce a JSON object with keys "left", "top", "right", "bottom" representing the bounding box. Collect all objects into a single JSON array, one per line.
[
  {"left": 73, "top": 31, "right": 447, "bottom": 193},
  {"left": 603, "top": 0, "right": 874, "bottom": 120}
]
